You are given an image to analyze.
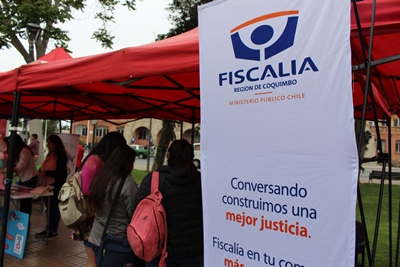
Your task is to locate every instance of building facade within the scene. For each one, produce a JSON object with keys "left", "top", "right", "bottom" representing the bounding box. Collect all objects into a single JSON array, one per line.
[
  {"left": 71, "top": 118, "right": 200, "bottom": 148},
  {"left": 366, "top": 117, "right": 400, "bottom": 166}
]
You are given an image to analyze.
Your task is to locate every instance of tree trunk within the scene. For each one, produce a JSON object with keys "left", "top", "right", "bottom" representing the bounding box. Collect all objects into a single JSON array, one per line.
[
  {"left": 355, "top": 119, "right": 373, "bottom": 164},
  {"left": 152, "top": 120, "right": 175, "bottom": 171}
]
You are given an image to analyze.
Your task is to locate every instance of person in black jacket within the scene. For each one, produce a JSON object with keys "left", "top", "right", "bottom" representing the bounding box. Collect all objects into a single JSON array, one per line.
[
  {"left": 132, "top": 139, "right": 203, "bottom": 267},
  {"left": 35, "top": 134, "right": 68, "bottom": 239}
]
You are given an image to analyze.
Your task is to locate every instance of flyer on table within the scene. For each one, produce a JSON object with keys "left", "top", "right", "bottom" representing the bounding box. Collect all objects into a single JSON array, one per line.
[{"left": 199, "top": 0, "right": 358, "bottom": 266}]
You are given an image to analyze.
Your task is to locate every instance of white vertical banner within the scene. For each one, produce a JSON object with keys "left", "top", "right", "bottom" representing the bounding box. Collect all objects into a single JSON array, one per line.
[
  {"left": 199, "top": 0, "right": 358, "bottom": 266},
  {"left": 58, "top": 133, "right": 80, "bottom": 176}
]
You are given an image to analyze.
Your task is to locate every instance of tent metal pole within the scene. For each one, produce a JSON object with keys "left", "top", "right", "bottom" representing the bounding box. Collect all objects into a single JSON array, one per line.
[
  {"left": 396, "top": 193, "right": 400, "bottom": 267},
  {"left": 373, "top": 144, "right": 388, "bottom": 267},
  {"left": 191, "top": 109, "right": 195, "bottom": 144},
  {"left": 180, "top": 121, "right": 183, "bottom": 139},
  {"left": 388, "top": 118, "right": 394, "bottom": 267},
  {"left": 363, "top": 1, "right": 381, "bottom": 266},
  {"left": 352, "top": 54, "right": 400, "bottom": 71},
  {"left": 146, "top": 118, "right": 152, "bottom": 172},
  {"left": 191, "top": 122, "right": 195, "bottom": 144},
  {"left": 0, "top": 91, "right": 22, "bottom": 267},
  {"left": 351, "top": 0, "right": 379, "bottom": 264},
  {"left": 70, "top": 115, "right": 73, "bottom": 134}
]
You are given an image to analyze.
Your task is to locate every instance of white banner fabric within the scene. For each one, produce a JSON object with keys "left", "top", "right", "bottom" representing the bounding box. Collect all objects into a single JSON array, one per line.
[{"left": 199, "top": 0, "right": 358, "bottom": 266}]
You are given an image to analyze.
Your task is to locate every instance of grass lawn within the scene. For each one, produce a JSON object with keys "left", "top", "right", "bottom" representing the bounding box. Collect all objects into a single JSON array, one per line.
[
  {"left": 131, "top": 169, "right": 149, "bottom": 184},
  {"left": 357, "top": 183, "right": 400, "bottom": 266}
]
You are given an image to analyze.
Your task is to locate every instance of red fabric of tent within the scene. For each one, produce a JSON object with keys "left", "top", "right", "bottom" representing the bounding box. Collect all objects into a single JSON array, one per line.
[
  {"left": 0, "top": 30, "right": 200, "bottom": 122},
  {"left": 0, "top": 47, "right": 109, "bottom": 121},
  {"left": 351, "top": 0, "right": 400, "bottom": 119}
]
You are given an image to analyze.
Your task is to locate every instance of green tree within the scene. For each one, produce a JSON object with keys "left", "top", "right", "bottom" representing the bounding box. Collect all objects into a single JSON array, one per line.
[
  {"left": 156, "top": 0, "right": 212, "bottom": 40},
  {"left": 42, "top": 119, "right": 60, "bottom": 139},
  {"left": 0, "top": 0, "right": 136, "bottom": 62}
]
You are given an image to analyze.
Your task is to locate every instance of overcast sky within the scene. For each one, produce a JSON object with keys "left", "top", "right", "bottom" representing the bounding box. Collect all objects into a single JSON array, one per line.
[{"left": 0, "top": 0, "right": 172, "bottom": 72}]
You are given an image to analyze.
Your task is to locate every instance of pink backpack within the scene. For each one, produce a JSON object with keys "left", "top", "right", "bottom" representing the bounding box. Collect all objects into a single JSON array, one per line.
[{"left": 127, "top": 171, "right": 168, "bottom": 266}]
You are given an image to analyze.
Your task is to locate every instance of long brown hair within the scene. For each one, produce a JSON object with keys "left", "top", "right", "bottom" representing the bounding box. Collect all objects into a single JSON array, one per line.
[
  {"left": 80, "top": 131, "right": 126, "bottom": 167},
  {"left": 6, "top": 134, "right": 34, "bottom": 163},
  {"left": 47, "top": 135, "right": 67, "bottom": 160},
  {"left": 87, "top": 144, "right": 136, "bottom": 215}
]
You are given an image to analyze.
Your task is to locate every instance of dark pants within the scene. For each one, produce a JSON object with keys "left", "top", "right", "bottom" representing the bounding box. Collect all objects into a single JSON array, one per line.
[
  {"left": 19, "top": 176, "right": 38, "bottom": 216},
  {"left": 91, "top": 243, "right": 145, "bottom": 267},
  {"left": 44, "top": 189, "right": 61, "bottom": 233},
  {"left": 146, "top": 254, "right": 203, "bottom": 267}
]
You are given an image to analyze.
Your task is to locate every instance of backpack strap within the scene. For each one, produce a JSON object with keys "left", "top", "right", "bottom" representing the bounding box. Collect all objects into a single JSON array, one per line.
[
  {"left": 151, "top": 171, "right": 159, "bottom": 194},
  {"left": 150, "top": 171, "right": 168, "bottom": 267},
  {"left": 75, "top": 170, "right": 84, "bottom": 200},
  {"left": 97, "top": 176, "right": 128, "bottom": 267}
]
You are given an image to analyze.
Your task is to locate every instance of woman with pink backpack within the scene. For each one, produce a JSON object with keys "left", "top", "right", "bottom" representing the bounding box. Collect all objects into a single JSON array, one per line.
[{"left": 132, "top": 139, "right": 204, "bottom": 267}]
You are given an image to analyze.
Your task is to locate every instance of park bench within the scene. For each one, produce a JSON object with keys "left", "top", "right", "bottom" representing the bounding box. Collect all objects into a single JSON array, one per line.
[{"left": 368, "top": 170, "right": 400, "bottom": 183}]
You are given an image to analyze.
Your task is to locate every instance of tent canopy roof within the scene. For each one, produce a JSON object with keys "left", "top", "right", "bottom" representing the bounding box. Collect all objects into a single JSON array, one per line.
[{"left": 0, "top": 30, "right": 200, "bottom": 122}]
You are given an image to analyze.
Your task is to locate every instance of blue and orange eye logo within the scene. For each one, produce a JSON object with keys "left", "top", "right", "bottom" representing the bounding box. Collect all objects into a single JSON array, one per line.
[{"left": 230, "top": 10, "right": 299, "bottom": 61}]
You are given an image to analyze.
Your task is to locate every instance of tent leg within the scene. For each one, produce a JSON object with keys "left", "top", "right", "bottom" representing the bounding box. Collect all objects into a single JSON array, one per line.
[{"left": 0, "top": 91, "right": 21, "bottom": 267}]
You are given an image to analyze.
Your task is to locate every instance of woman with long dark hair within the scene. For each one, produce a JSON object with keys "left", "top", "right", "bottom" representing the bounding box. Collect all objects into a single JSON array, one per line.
[
  {"left": 7, "top": 134, "right": 38, "bottom": 218},
  {"left": 132, "top": 139, "right": 203, "bottom": 267},
  {"left": 35, "top": 134, "right": 68, "bottom": 239},
  {"left": 87, "top": 144, "right": 144, "bottom": 267},
  {"left": 71, "top": 131, "right": 126, "bottom": 267}
]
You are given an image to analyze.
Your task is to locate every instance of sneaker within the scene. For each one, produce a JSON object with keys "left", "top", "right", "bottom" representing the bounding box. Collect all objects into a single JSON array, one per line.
[
  {"left": 34, "top": 231, "right": 58, "bottom": 239},
  {"left": 34, "top": 230, "right": 47, "bottom": 238}
]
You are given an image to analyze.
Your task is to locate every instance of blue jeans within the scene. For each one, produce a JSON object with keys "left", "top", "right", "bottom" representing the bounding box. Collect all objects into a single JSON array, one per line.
[{"left": 146, "top": 254, "right": 203, "bottom": 267}]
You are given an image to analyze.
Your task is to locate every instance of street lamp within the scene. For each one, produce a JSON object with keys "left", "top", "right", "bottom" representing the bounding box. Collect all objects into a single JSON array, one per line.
[
  {"left": 26, "top": 23, "right": 42, "bottom": 63},
  {"left": 23, "top": 23, "right": 43, "bottom": 142},
  {"left": 91, "top": 120, "right": 98, "bottom": 150}
]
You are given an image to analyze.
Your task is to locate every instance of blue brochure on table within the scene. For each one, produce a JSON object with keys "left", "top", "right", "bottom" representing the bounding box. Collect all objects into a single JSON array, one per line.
[{"left": 0, "top": 208, "right": 29, "bottom": 259}]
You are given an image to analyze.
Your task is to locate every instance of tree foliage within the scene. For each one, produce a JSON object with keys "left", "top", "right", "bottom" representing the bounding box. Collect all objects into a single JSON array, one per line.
[
  {"left": 42, "top": 120, "right": 60, "bottom": 138},
  {"left": 156, "top": 0, "right": 212, "bottom": 40},
  {"left": 152, "top": 120, "right": 176, "bottom": 170},
  {"left": 0, "top": 0, "right": 136, "bottom": 62}
]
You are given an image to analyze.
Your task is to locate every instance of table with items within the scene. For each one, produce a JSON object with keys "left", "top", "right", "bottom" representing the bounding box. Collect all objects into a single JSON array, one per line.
[{"left": 0, "top": 184, "right": 53, "bottom": 259}]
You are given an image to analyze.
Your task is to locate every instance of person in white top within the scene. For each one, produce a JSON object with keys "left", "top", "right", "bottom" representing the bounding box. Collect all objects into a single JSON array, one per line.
[{"left": 5, "top": 134, "right": 38, "bottom": 217}]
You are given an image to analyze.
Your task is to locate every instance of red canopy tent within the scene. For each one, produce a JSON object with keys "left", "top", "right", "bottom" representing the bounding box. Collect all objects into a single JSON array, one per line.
[
  {"left": 0, "top": 1, "right": 399, "bottom": 266},
  {"left": 36, "top": 46, "right": 72, "bottom": 62},
  {"left": 0, "top": 29, "right": 200, "bottom": 122},
  {"left": 0, "top": 47, "right": 116, "bottom": 121},
  {"left": 351, "top": 0, "right": 400, "bottom": 119}
]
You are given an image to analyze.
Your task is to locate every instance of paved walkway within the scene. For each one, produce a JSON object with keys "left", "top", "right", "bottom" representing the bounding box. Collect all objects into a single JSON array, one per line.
[
  {"left": 3, "top": 200, "right": 87, "bottom": 267},
  {"left": 2, "top": 162, "right": 398, "bottom": 266}
]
